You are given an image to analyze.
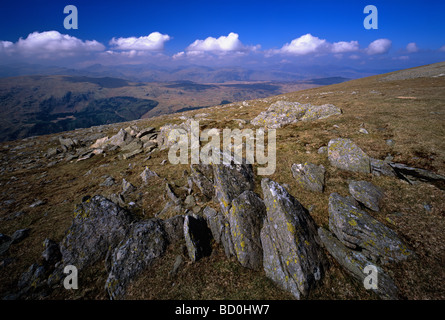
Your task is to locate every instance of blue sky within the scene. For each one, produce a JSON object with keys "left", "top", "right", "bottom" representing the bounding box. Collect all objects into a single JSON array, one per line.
[{"left": 1, "top": 0, "right": 444, "bottom": 71}]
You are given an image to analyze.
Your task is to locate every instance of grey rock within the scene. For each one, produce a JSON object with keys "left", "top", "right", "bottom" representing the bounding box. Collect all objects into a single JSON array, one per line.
[
  {"left": 165, "top": 183, "right": 182, "bottom": 205},
  {"left": 386, "top": 139, "right": 395, "bottom": 147},
  {"left": 229, "top": 191, "right": 266, "bottom": 270},
  {"left": 105, "top": 219, "right": 167, "bottom": 299},
  {"left": 213, "top": 153, "right": 255, "bottom": 216},
  {"left": 184, "top": 195, "right": 195, "bottom": 209},
  {"left": 169, "top": 255, "right": 183, "bottom": 277},
  {"left": 184, "top": 215, "right": 212, "bottom": 262},
  {"left": 59, "top": 137, "right": 79, "bottom": 151},
  {"left": 349, "top": 180, "right": 384, "bottom": 212},
  {"left": 328, "top": 138, "right": 371, "bottom": 173},
  {"left": 29, "top": 199, "right": 46, "bottom": 208},
  {"left": 300, "top": 104, "right": 342, "bottom": 122},
  {"left": 190, "top": 164, "right": 214, "bottom": 199},
  {"left": 41, "top": 239, "right": 61, "bottom": 265},
  {"left": 317, "top": 146, "right": 328, "bottom": 154},
  {"left": 328, "top": 193, "right": 413, "bottom": 264},
  {"left": 388, "top": 162, "right": 445, "bottom": 190},
  {"left": 140, "top": 167, "right": 159, "bottom": 184},
  {"left": 370, "top": 158, "right": 396, "bottom": 177},
  {"left": 11, "top": 228, "right": 31, "bottom": 244},
  {"left": 136, "top": 127, "right": 155, "bottom": 139},
  {"left": 318, "top": 228, "right": 399, "bottom": 300},
  {"left": 122, "top": 178, "right": 136, "bottom": 194},
  {"left": 100, "top": 176, "right": 116, "bottom": 187},
  {"left": 260, "top": 178, "right": 327, "bottom": 299},
  {"left": 359, "top": 128, "right": 369, "bottom": 134},
  {"left": 291, "top": 162, "right": 326, "bottom": 193},
  {"left": 58, "top": 196, "right": 133, "bottom": 271},
  {"left": 163, "top": 215, "right": 185, "bottom": 244},
  {"left": 107, "top": 129, "right": 132, "bottom": 147}
]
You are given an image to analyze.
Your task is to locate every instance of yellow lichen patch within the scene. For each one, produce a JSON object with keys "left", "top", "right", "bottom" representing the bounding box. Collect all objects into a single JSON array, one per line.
[{"left": 348, "top": 219, "right": 358, "bottom": 227}]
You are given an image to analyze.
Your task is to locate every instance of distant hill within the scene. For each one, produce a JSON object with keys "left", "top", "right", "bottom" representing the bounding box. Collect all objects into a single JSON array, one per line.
[{"left": 0, "top": 75, "right": 350, "bottom": 141}]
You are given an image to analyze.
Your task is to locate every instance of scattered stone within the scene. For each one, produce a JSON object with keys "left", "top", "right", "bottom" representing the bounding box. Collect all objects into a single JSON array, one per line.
[
  {"left": 100, "top": 176, "right": 116, "bottom": 187},
  {"left": 29, "top": 200, "right": 46, "bottom": 208},
  {"left": 348, "top": 180, "right": 384, "bottom": 212},
  {"left": 169, "top": 255, "right": 183, "bottom": 277},
  {"left": 328, "top": 193, "right": 413, "bottom": 264},
  {"left": 105, "top": 219, "right": 167, "bottom": 299},
  {"left": 183, "top": 215, "right": 212, "bottom": 262},
  {"left": 260, "top": 178, "right": 327, "bottom": 299},
  {"left": 107, "top": 129, "right": 132, "bottom": 147},
  {"left": 317, "top": 146, "right": 328, "bottom": 154},
  {"left": 11, "top": 228, "right": 31, "bottom": 244},
  {"left": 122, "top": 178, "right": 136, "bottom": 194},
  {"left": 140, "top": 167, "right": 159, "bottom": 183},
  {"left": 328, "top": 138, "right": 371, "bottom": 173},
  {"left": 359, "top": 128, "right": 369, "bottom": 134},
  {"left": 184, "top": 195, "right": 195, "bottom": 209},
  {"left": 318, "top": 228, "right": 399, "bottom": 300},
  {"left": 386, "top": 139, "right": 395, "bottom": 147},
  {"left": 166, "top": 183, "right": 182, "bottom": 205},
  {"left": 41, "top": 239, "right": 61, "bottom": 264},
  {"left": 291, "top": 162, "right": 326, "bottom": 193}
]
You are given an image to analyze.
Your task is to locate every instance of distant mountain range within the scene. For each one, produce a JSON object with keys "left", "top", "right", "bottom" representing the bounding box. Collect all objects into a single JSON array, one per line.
[{"left": 0, "top": 62, "right": 386, "bottom": 83}]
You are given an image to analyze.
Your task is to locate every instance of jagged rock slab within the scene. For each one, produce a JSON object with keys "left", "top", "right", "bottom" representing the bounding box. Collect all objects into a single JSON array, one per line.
[
  {"left": 213, "top": 155, "right": 255, "bottom": 216},
  {"left": 388, "top": 162, "right": 445, "bottom": 190},
  {"left": 58, "top": 196, "right": 133, "bottom": 270},
  {"left": 370, "top": 158, "right": 396, "bottom": 177},
  {"left": 328, "top": 193, "right": 413, "bottom": 264},
  {"left": 190, "top": 164, "right": 214, "bottom": 199},
  {"left": 140, "top": 167, "right": 159, "bottom": 183},
  {"left": 203, "top": 206, "right": 233, "bottom": 258},
  {"left": 291, "top": 162, "right": 326, "bottom": 193},
  {"left": 260, "top": 178, "right": 327, "bottom": 299},
  {"left": 163, "top": 215, "right": 185, "bottom": 244},
  {"left": 184, "top": 215, "right": 212, "bottom": 262},
  {"left": 328, "top": 138, "right": 371, "bottom": 173},
  {"left": 318, "top": 228, "right": 399, "bottom": 300},
  {"left": 229, "top": 191, "right": 266, "bottom": 269},
  {"left": 349, "top": 180, "right": 384, "bottom": 212},
  {"left": 105, "top": 219, "right": 167, "bottom": 300}
]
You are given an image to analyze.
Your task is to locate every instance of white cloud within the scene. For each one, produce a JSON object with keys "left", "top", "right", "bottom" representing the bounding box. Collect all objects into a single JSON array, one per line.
[
  {"left": 16, "top": 31, "right": 104, "bottom": 57},
  {"left": 439, "top": 45, "right": 445, "bottom": 52},
  {"left": 280, "top": 34, "right": 329, "bottom": 55},
  {"left": 109, "top": 32, "right": 170, "bottom": 51},
  {"left": 366, "top": 38, "right": 392, "bottom": 55},
  {"left": 185, "top": 32, "right": 257, "bottom": 53},
  {"left": 406, "top": 42, "right": 419, "bottom": 53},
  {"left": 331, "top": 40, "right": 360, "bottom": 53},
  {"left": 274, "top": 34, "right": 359, "bottom": 56}
]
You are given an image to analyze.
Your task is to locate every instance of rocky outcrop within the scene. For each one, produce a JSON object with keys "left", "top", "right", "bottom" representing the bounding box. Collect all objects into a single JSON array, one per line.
[
  {"left": 388, "top": 162, "right": 445, "bottom": 190},
  {"left": 348, "top": 180, "right": 384, "bottom": 212},
  {"left": 291, "top": 162, "right": 326, "bottom": 193},
  {"left": 251, "top": 101, "right": 341, "bottom": 129},
  {"left": 190, "top": 164, "right": 214, "bottom": 200},
  {"left": 328, "top": 193, "right": 413, "bottom": 264},
  {"left": 105, "top": 219, "right": 167, "bottom": 300},
  {"left": 260, "top": 178, "right": 327, "bottom": 299},
  {"left": 328, "top": 138, "right": 371, "bottom": 173}
]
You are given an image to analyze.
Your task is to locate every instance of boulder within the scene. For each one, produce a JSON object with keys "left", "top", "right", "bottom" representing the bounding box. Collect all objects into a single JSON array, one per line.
[
  {"left": 349, "top": 180, "right": 384, "bottom": 212},
  {"left": 140, "top": 167, "right": 159, "bottom": 183},
  {"left": 388, "top": 162, "right": 445, "bottom": 190},
  {"left": 300, "top": 104, "right": 342, "bottom": 122},
  {"left": 291, "top": 162, "right": 326, "bottom": 193},
  {"left": 260, "top": 178, "right": 327, "bottom": 299},
  {"left": 162, "top": 215, "right": 185, "bottom": 244},
  {"left": 136, "top": 127, "right": 155, "bottom": 139},
  {"left": 228, "top": 191, "right": 266, "bottom": 269},
  {"left": 318, "top": 228, "right": 399, "bottom": 300},
  {"left": 122, "top": 178, "right": 136, "bottom": 194},
  {"left": 107, "top": 129, "right": 132, "bottom": 147},
  {"left": 328, "top": 193, "right": 413, "bottom": 264},
  {"left": 370, "top": 158, "right": 396, "bottom": 177},
  {"left": 105, "top": 219, "right": 167, "bottom": 299},
  {"left": 184, "top": 215, "right": 212, "bottom": 262},
  {"left": 58, "top": 196, "right": 133, "bottom": 271},
  {"left": 328, "top": 138, "right": 371, "bottom": 173}
]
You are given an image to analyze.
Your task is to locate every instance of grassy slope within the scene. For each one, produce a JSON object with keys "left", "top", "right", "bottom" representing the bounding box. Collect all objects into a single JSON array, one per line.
[{"left": 0, "top": 67, "right": 444, "bottom": 300}]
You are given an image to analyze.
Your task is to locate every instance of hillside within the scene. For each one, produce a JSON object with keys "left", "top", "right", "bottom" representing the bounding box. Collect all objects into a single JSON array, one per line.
[
  {"left": 0, "top": 75, "right": 330, "bottom": 142},
  {"left": 0, "top": 62, "right": 444, "bottom": 300}
]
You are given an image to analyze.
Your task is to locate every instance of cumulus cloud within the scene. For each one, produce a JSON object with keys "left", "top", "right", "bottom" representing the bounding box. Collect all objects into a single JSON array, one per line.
[
  {"left": 185, "top": 32, "right": 258, "bottom": 54},
  {"left": 0, "top": 31, "right": 105, "bottom": 60},
  {"left": 366, "top": 38, "right": 392, "bottom": 55},
  {"left": 273, "top": 34, "right": 359, "bottom": 56},
  {"left": 406, "top": 42, "right": 419, "bottom": 53},
  {"left": 331, "top": 40, "right": 360, "bottom": 53},
  {"left": 109, "top": 32, "right": 171, "bottom": 51},
  {"left": 280, "top": 34, "right": 329, "bottom": 55}
]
